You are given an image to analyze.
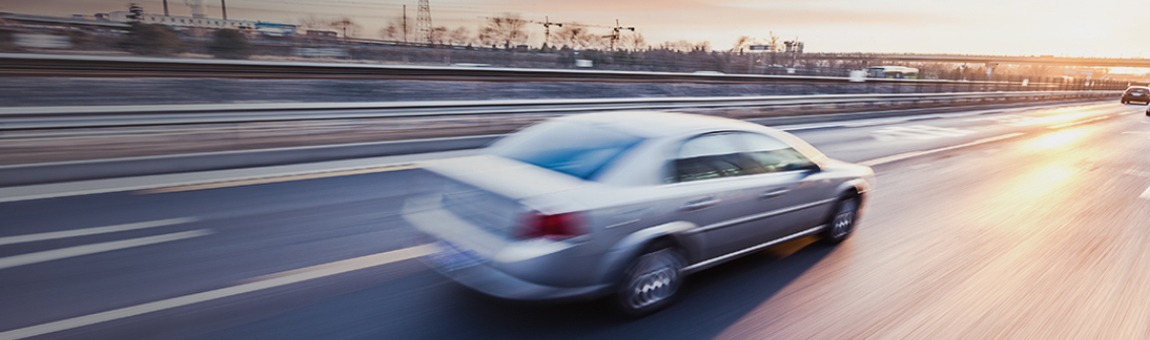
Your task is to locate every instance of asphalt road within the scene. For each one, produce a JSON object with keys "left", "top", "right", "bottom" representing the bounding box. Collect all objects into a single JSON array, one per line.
[{"left": 2, "top": 102, "right": 1149, "bottom": 339}]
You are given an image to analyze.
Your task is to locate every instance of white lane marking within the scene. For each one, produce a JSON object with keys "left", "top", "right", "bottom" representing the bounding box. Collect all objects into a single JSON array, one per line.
[
  {"left": 0, "top": 218, "right": 197, "bottom": 246},
  {"left": 0, "top": 243, "right": 436, "bottom": 340},
  {"left": 0, "top": 164, "right": 413, "bottom": 204},
  {"left": 1141, "top": 186, "right": 1150, "bottom": 200},
  {"left": 871, "top": 125, "right": 977, "bottom": 141},
  {"left": 966, "top": 114, "right": 1042, "bottom": 126},
  {"left": 778, "top": 101, "right": 1118, "bottom": 131},
  {"left": 0, "top": 149, "right": 477, "bottom": 204},
  {"left": 1120, "top": 110, "right": 1140, "bottom": 116},
  {"left": 844, "top": 119, "right": 908, "bottom": 128},
  {"left": 1049, "top": 115, "right": 1111, "bottom": 129},
  {"left": 137, "top": 165, "right": 417, "bottom": 194},
  {"left": 0, "top": 230, "right": 211, "bottom": 270},
  {"left": 859, "top": 132, "right": 1026, "bottom": 167},
  {"left": 1123, "top": 169, "right": 1150, "bottom": 178},
  {"left": 242, "top": 243, "right": 439, "bottom": 283}
]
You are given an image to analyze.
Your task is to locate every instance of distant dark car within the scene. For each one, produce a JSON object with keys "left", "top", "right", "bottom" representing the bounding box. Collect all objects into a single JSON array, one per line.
[{"left": 1121, "top": 86, "right": 1150, "bottom": 104}]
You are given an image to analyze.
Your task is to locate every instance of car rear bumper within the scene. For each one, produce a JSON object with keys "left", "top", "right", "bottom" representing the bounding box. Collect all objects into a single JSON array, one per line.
[
  {"left": 403, "top": 206, "right": 611, "bottom": 301},
  {"left": 418, "top": 247, "right": 610, "bottom": 301}
]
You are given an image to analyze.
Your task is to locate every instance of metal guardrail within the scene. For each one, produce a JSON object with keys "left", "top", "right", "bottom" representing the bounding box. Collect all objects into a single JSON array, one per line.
[
  {"left": 802, "top": 53, "right": 1150, "bottom": 68},
  {"left": 0, "top": 90, "right": 1119, "bottom": 131},
  {"left": 0, "top": 53, "right": 1063, "bottom": 87}
]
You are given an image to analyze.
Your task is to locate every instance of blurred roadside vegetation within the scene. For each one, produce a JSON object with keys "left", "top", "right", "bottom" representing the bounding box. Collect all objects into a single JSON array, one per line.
[
  {"left": 0, "top": 14, "right": 1099, "bottom": 81},
  {"left": 208, "top": 29, "right": 251, "bottom": 59},
  {"left": 119, "top": 23, "right": 184, "bottom": 56}
]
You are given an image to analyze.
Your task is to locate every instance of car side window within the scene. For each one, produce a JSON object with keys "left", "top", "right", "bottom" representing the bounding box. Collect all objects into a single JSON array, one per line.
[
  {"left": 672, "top": 132, "right": 754, "bottom": 183},
  {"left": 739, "top": 133, "right": 817, "bottom": 173}
]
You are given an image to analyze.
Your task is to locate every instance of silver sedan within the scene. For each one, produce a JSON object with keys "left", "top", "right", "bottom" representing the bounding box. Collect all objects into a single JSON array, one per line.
[{"left": 403, "top": 111, "right": 876, "bottom": 316}]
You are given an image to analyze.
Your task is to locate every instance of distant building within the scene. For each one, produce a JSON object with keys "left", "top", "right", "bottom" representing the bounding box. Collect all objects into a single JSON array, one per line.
[
  {"left": 0, "top": 13, "right": 129, "bottom": 30},
  {"left": 105, "top": 11, "right": 297, "bottom": 36}
]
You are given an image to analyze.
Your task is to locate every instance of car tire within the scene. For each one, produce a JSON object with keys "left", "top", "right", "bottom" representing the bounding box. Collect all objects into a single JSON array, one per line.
[
  {"left": 821, "top": 196, "right": 860, "bottom": 244},
  {"left": 1121, "top": 100, "right": 1127, "bottom": 104},
  {"left": 612, "top": 243, "right": 685, "bottom": 318}
]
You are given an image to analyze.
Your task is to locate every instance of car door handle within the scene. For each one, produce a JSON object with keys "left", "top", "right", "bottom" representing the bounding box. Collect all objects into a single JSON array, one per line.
[
  {"left": 680, "top": 197, "right": 720, "bottom": 211},
  {"left": 759, "top": 189, "right": 790, "bottom": 199}
]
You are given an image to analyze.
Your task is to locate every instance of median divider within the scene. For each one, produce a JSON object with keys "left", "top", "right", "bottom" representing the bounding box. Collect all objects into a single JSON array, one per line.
[{"left": 0, "top": 91, "right": 1120, "bottom": 130}]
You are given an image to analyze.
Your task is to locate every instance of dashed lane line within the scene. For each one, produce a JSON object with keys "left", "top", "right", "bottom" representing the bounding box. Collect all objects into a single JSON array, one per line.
[
  {"left": 0, "top": 243, "right": 436, "bottom": 340},
  {"left": 859, "top": 132, "right": 1026, "bottom": 167},
  {"left": 0, "top": 218, "right": 197, "bottom": 246},
  {"left": 135, "top": 164, "right": 418, "bottom": 194},
  {"left": 0, "top": 229, "right": 212, "bottom": 270}
]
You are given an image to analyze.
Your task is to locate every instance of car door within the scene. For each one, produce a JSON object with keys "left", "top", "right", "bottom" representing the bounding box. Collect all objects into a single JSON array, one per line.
[
  {"left": 734, "top": 132, "right": 839, "bottom": 240},
  {"left": 655, "top": 132, "right": 765, "bottom": 260}
]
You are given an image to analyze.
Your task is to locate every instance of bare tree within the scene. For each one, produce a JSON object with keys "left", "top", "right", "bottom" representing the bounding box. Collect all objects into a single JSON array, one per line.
[
  {"left": 329, "top": 17, "right": 360, "bottom": 39},
  {"left": 429, "top": 26, "right": 448, "bottom": 44},
  {"left": 692, "top": 41, "right": 711, "bottom": 52},
  {"left": 447, "top": 26, "right": 473, "bottom": 46},
  {"left": 766, "top": 31, "right": 781, "bottom": 52},
  {"left": 296, "top": 15, "right": 328, "bottom": 30},
  {"left": 618, "top": 32, "right": 647, "bottom": 51},
  {"left": 479, "top": 13, "right": 528, "bottom": 48},
  {"left": 732, "top": 35, "right": 752, "bottom": 52},
  {"left": 552, "top": 25, "right": 605, "bottom": 50},
  {"left": 765, "top": 31, "right": 782, "bottom": 65},
  {"left": 656, "top": 40, "right": 710, "bottom": 52},
  {"left": 379, "top": 16, "right": 409, "bottom": 41}
]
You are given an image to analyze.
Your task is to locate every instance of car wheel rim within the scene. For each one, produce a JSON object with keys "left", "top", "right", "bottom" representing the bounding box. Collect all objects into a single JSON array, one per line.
[
  {"left": 625, "top": 249, "right": 682, "bottom": 310},
  {"left": 831, "top": 200, "right": 857, "bottom": 239}
]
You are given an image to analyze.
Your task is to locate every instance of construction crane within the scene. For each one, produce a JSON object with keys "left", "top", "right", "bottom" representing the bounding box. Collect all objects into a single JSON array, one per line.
[
  {"left": 534, "top": 19, "right": 634, "bottom": 50},
  {"left": 476, "top": 16, "right": 635, "bottom": 50},
  {"left": 609, "top": 19, "right": 635, "bottom": 50},
  {"left": 539, "top": 16, "right": 561, "bottom": 47}
]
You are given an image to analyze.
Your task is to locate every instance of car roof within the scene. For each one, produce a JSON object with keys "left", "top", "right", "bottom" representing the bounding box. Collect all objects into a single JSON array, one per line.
[{"left": 554, "top": 111, "right": 773, "bottom": 138}]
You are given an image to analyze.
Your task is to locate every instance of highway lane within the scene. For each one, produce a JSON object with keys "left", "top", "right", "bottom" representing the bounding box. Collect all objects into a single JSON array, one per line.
[{"left": 1, "top": 102, "right": 1147, "bottom": 339}]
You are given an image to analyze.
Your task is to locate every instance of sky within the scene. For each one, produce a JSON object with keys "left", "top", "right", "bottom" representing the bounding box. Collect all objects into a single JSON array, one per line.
[{"left": 3, "top": 0, "right": 1147, "bottom": 57}]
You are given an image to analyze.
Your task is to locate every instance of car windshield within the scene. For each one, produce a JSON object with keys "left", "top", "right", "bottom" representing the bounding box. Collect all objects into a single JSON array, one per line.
[{"left": 492, "top": 121, "right": 644, "bottom": 180}]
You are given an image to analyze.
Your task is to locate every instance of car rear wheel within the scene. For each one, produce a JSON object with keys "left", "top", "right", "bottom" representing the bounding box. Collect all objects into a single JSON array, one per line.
[
  {"left": 821, "top": 197, "right": 859, "bottom": 244},
  {"left": 613, "top": 244, "right": 685, "bottom": 318}
]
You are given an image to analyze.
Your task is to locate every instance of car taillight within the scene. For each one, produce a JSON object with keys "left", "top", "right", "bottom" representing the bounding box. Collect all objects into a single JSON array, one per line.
[{"left": 517, "top": 211, "right": 586, "bottom": 241}]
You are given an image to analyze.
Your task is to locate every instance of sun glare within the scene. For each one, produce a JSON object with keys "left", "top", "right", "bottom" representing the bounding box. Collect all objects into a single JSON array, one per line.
[{"left": 1025, "top": 129, "right": 1088, "bottom": 151}]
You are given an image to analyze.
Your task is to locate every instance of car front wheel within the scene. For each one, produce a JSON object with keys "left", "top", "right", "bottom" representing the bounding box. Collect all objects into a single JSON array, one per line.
[
  {"left": 613, "top": 244, "right": 685, "bottom": 317},
  {"left": 821, "top": 197, "right": 859, "bottom": 244}
]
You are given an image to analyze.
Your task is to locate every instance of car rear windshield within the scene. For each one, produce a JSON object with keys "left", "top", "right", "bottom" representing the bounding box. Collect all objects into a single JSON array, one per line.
[
  {"left": 493, "top": 121, "right": 645, "bottom": 180},
  {"left": 1128, "top": 88, "right": 1147, "bottom": 93}
]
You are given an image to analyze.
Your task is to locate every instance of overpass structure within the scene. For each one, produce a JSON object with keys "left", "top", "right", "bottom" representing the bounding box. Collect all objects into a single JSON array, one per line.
[{"left": 804, "top": 53, "right": 1150, "bottom": 68}]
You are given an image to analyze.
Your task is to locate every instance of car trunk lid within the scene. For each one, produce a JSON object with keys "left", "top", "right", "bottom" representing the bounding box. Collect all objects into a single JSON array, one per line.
[{"left": 422, "top": 154, "right": 588, "bottom": 238}]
